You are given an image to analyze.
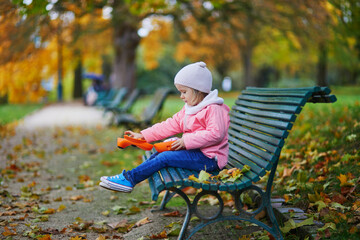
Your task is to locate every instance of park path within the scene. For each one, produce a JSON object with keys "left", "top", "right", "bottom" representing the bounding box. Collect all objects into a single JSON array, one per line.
[{"left": 17, "top": 101, "right": 111, "bottom": 130}]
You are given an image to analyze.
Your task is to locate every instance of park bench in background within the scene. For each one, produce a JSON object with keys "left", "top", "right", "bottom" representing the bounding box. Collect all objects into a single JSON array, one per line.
[
  {"left": 114, "top": 87, "right": 174, "bottom": 128},
  {"left": 93, "top": 88, "right": 117, "bottom": 106},
  {"left": 103, "top": 88, "right": 141, "bottom": 116},
  {"left": 96, "top": 87, "right": 128, "bottom": 108},
  {"left": 143, "top": 86, "right": 337, "bottom": 240}
]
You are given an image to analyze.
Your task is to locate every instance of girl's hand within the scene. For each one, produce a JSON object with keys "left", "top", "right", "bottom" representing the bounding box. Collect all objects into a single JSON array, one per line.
[
  {"left": 171, "top": 138, "right": 185, "bottom": 151},
  {"left": 124, "top": 130, "right": 144, "bottom": 139}
]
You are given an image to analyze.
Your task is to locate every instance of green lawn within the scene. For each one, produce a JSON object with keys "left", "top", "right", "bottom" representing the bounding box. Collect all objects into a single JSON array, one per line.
[{"left": 0, "top": 103, "right": 43, "bottom": 125}]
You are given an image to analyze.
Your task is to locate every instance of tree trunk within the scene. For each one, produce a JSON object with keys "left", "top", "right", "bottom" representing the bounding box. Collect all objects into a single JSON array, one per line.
[
  {"left": 73, "top": 56, "right": 83, "bottom": 99},
  {"left": 57, "top": 23, "right": 63, "bottom": 102},
  {"left": 112, "top": 25, "right": 140, "bottom": 91},
  {"left": 242, "top": 45, "right": 254, "bottom": 87},
  {"left": 102, "top": 54, "right": 112, "bottom": 89},
  {"left": 316, "top": 41, "right": 328, "bottom": 86}
]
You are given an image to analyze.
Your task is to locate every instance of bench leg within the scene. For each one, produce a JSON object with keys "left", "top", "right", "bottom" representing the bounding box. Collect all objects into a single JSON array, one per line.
[
  {"left": 266, "top": 205, "right": 284, "bottom": 240},
  {"left": 168, "top": 187, "right": 193, "bottom": 240},
  {"left": 160, "top": 190, "right": 175, "bottom": 210}
]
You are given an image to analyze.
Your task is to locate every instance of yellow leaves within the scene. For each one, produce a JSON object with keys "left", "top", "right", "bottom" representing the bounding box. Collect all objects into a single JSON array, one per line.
[
  {"left": 2, "top": 226, "right": 17, "bottom": 237},
  {"left": 57, "top": 204, "right": 66, "bottom": 212},
  {"left": 140, "top": 17, "right": 172, "bottom": 70},
  {"left": 337, "top": 173, "right": 355, "bottom": 187},
  {"left": 188, "top": 166, "right": 251, "bottom": 184},
  {"left": 280, "top": 217, "right": 314, "bottom": 234},
  {"left": 134, "top": 217, "right": 152, "bottom": 228},
  {"left": 285, "top": 31, "right": 301, "bottom": 50}
]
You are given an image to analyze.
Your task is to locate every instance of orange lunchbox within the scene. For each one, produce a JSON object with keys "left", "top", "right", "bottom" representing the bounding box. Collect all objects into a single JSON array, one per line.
[{"left": 153, "top": 140, "right": 176, "bottom": 153}]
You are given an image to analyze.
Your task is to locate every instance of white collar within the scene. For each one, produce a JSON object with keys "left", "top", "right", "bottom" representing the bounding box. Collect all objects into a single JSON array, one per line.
[{"left": 185, "top": 89, "right": 224, "bottom": 115}]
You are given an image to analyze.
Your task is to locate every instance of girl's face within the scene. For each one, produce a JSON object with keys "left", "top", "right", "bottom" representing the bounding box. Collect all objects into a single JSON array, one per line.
[{"left": 175, "top": 84, "right": 200, "bottom": 106}]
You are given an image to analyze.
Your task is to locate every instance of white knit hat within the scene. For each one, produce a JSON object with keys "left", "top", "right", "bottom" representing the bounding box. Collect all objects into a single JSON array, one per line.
[{"left": 174, "top": 62, "right": 212, "bottom": 93}]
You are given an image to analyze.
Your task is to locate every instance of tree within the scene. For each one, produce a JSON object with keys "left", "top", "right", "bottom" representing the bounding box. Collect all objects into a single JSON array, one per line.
[
  {"left": 174, "top": 0, "right": 331, "bottom": 87},
  {"left": 329, "top": 0, "right": 360, "bottom": 84}
]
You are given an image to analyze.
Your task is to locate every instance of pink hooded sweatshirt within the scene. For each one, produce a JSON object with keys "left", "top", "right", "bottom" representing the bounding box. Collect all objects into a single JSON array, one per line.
[{"left": 141, "top": 90, "right": 230, "bottom": 169}]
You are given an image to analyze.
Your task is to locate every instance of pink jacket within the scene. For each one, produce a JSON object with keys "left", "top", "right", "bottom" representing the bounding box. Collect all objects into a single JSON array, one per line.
[{"left": 141, "top": 103, "right": 230, "bottom": 169}]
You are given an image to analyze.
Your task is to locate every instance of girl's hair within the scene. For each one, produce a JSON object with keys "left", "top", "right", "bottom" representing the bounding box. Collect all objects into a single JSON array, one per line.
[{"left": 189, "top": 89, "right": 208, "bottom": 106}]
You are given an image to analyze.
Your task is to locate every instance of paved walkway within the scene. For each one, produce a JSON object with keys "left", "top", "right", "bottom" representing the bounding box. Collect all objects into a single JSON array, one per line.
[{"left": 17, "top": 102, "right": 111, "bottom": 130}]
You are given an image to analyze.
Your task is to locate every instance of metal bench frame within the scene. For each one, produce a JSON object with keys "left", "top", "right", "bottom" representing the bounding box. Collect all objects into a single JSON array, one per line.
[{"left": 144, "top": 87, "right": 337, "bottom": 240}]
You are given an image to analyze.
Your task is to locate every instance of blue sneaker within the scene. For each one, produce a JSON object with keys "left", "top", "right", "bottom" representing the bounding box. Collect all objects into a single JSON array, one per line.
[{"left": 100, "top": 170, "right": 133, "bottom": 192}]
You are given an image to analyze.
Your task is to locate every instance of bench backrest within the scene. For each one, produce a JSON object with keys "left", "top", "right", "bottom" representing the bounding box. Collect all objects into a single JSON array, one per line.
[
  {"left": 141, "top": 87, "right": 174, "bottom": 123},
  {"left": 227, "top": 87, "right": 336, "bottom": 184},
  {"left": 107, "top": 88, "right": 128, "bottom": 108}
]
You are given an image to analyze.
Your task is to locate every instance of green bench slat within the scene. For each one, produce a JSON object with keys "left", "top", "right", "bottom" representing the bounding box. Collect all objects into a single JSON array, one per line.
[
  {"left": 228, "top": 135, "right": 275, "bottom": 162},
  {"left": 231, "top": 111, "right": 293, "bottom": 130},
  {"left": 242, "top": 90, "right": 313, "bottom": 98},
  {"left": 153, "top": 171, "right": 166, "bottom": 193},
  {"left": 319, "top": 87, "right": 332, "bottom": 94},
  {"left": 228, "top": 150, "right": 266, "bottom": 178},
  {"left": 167, "top": 167, "right": 183, "bottom": 186},
  {"left": 246, "top": 86, "right": 321, "bottom": 93},
  {"left": 236, "top": 99, "right": 302, "bottom": 114},
  {"left": 308, "top": 95, "right": 337, "bottom": 103},
  {"left": 219, "top": 181, "right": 236, "bottom": 191},
  {"left": 159, "top": 168, "right": 175, "bottom": 188},
  {"left": 229, "top": 122, "right": 284, "bottom": 147},
  {"left": 238, "top": 94, "right": 307, "bottom": 106},
  {"left": 246, "top": 86, "right": 332, "bottom": 95},
  {"left": 230, "top": 116, "right": 288, "bottom": 138},
  {"left": 229, "top": 143, "right": 271, "bottom": 171},
  {"left": 228, "top": 129, "right": 280, "bottom": 156},
  {"left": 232, "top": 105, "right": 296, "bottom": 122},
  {"left": 201, "top": 180, "right": 219, "bottom": 191},
  {"left": 177, "top": 168, "right": 197, "bottom": 187},
  {"left": 149, "top": 175, "right": 160, "bottom": 201}
]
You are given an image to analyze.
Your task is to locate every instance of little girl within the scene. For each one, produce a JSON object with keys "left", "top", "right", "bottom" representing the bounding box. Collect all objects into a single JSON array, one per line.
[{"left": 100, "top": 62, "right": 230, "bottom": 192}]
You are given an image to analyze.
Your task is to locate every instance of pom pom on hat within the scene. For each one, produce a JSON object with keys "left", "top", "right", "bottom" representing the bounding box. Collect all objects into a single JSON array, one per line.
[{"left": 174, "top": 61, "right": 212, "bottom": 93}]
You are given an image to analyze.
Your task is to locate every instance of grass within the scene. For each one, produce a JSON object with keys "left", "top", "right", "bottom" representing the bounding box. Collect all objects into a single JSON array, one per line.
[{"left": 0, "top": 103, "right": 43, "bottom": 125}]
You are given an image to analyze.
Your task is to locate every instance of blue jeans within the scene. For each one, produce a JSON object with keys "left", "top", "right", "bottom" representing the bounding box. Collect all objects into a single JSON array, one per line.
[{"left": 125, "top": 149, "right": 219, "bottom": 186}]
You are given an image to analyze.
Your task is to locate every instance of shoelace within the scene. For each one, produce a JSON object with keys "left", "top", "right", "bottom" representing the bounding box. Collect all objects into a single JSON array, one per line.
[{"left": 108, "top": 174, "right": 125, "bottom": 181}]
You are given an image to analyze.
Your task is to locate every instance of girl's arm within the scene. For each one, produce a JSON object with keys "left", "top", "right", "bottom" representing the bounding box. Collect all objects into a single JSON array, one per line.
[
  {"left": 141, "top": 107, "right": 185, "bottom": 142},
  {"left": 183, "top": 106, "right": 229, "bottom": 149}
]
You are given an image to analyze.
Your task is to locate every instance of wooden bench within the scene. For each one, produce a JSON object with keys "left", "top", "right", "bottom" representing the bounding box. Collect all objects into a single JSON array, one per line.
[
  {"left": 143, "top": 87, "right": 337, "bottom": 240},
  {"left": 114, "top": 87, "right": 174, "bottom": 128}
]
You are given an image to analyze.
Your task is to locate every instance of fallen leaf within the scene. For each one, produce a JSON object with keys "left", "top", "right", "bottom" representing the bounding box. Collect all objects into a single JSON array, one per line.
[
  {"left": 188, "top": 174, "right": 200, "bottom": 183},
  {"left": 198, "top": 170, "right": 211, "bottom": 182},
  {"left": 163, "top": 210, "right": 183, "bottom": 217},
  {"left": 108, "top": 219, "right": 128, "bottom": 229},
  {"left": 182, "top": 187, "right": 197, "bottom": 195},
  {"left": 167, "top": 222, "right": 182, "bottom": 236},
  {"left": 70, "top": 195, "right": 84, "bottom": 201},
  {"left": 134, "top": 217, "right": 152, "bottom": 228},
  {"left": 37, "top": 235, "right": 51, "bottom": 240},
  {"left": 282, "top": 165, "right": 296, "bottom": 177},
  {"left": 149, "top": 230, "right": 168, "bottom": 239},
  {"left": 96, "top": 235, "right": 107, "bottom": 240},
  {"left": 337, "top": 174, "right": 354, "bottom": 187},
  {"left": 126, "top": 206, "right": 141, "bottom": 215},
  {"left": 101, "top": 210, "right": 110, "bottom": 216},
  {"left": 2, "top": 226, "right": 17, "bottom": 236}
]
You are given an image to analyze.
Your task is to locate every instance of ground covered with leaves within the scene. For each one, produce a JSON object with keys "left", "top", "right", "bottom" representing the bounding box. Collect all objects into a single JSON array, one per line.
[
  {"left": 0, "top": 92, "right": 359, "bottom": 240},
  {"left": 1, "top": 122, "right": 256, "bottom": 240},
  {"left": 271, "top": 97, "right": 360, "bottom": 239}
]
